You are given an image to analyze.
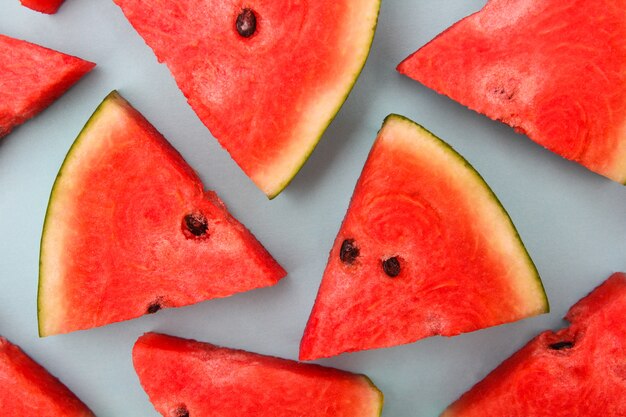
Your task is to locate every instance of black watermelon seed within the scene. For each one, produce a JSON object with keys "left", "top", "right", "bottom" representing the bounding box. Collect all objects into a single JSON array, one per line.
[
  {"left": 184, "top": 213, "right": 209, "bottom": 238},
  {"left": 146, "top": 301, "right": 162, "bottom": 314},
  {"left": 236, "top": 8, "right": 257, "bottom": 38},
  {"left": 173, "top": 406, "right": 189, "bottom": 417},
  {"left": 382, "top": 257, "right": 401, "bottom": 277},
  {"left": 340, "top": 239, "right": 360, "bottom": 264},
  {"left": 549, "top": 341, "right": 574, "bottom": 350}
]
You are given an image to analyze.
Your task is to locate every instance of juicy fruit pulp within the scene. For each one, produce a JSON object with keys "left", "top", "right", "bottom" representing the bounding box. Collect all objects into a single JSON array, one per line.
[
  {"left": 300, "top": 115, "right": 548, "bottom": 360},
  {"left": 397, "top": 0, "right": 626, "bottom": 184},
  {"left": 0, "top": 336, "right": 94, "bottom": 416},
  {"left": 442, "top": 272, "right": 626, "bottom": 417},
  {"left": 20, "top": 0, "right": 65, "bottom": 14},
  {"left": 0, "top": 34, "right": 94, "bottom": 137},
  {"left": 133, "top": 333, "right": 384, "bottom": 417},
  {"left": 38, "top": 92, "right": 286, "bottom": 336},
  {"left": 113, "top": 0, "right": 380, "bottom": 198}
]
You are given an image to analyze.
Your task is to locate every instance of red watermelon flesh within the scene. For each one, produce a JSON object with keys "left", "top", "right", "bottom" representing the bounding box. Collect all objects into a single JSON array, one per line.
[
  {"left": 300, "top": 115, "right": 548, "bottom": 361},
  {"left": 133, "top": 332, "right": 384, "bottom": 417},
  {"left": 38, "top": 91, "right": 286, "bottom": 336},
  {"left": 0, "top": 34, "right": 94, "bottom": 137},
  {"left": 397, "top": 0, "right": 626, "bottom": 184},
  {"left": 442, "top": 272, "right": 626, "bottom": 417},
  {"left": 112, "top": 0, "right": 380, "bottom": 198},
  {"left": 20, "top": 0, "right": 65, "bottom": 14},
  {"left": 0, "top": 336, "right": 94, "bottom": 416}
]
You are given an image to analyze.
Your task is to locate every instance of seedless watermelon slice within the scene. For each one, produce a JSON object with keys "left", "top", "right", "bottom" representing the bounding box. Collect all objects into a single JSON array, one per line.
[
  {"left": 38, "top": 92, "right": 286, "bottom": 336},
  {"left": 397, "top": 0, "right": 626, "bottom": 184},
  {"left": 20, "top": 0, "right": 65, "bottom": 14},
  {"left": 113, "top": 0, "right": 380, "bottom": 198},
  {"left": 133, "top": 332, "right": 384, "bottom": 417},
  {"left": 300, "top": 115, "right": 548, "bottom": 360},
  {"left": 0, "top": 34, "right": 94, "bottom": 137},
  {"left": 442, "top": 272, "right": 626, "bottom": 417},
  {"left": 0, "top": 336, "right": 94, "bottom": 416}
]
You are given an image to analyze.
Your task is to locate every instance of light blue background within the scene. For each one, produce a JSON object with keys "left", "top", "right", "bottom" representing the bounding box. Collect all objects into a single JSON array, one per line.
[{"left": 1, "top": 1, "right": 624, "bottom": 415}]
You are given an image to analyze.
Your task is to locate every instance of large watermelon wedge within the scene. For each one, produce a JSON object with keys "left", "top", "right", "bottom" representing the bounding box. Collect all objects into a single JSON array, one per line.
[
  {"left": 299, "top": 114, "right": 548, "bottom": 361},
  {"left": 38, "top": 91, "right": 286, "bottom": 336},
  {"left": 133, "top": 332, "right": 384, "bottom": 416},
  {"left": 442, "top": 272, "right": 626, "bottom": 417},
  {"left": 20, "top": 0, "right": 65, "bottom": 14},
  {"left": 112, "top": 0, "right": 380, "bottom": 198},
  {"left": 0, "top": 34, "right": 94, "bottom": 138},
  {"left": 0, "top": 336, "right": 94, "bottom": 416},
  {"left": 397, "top": 0, "right": 626, "bottom": 184}
]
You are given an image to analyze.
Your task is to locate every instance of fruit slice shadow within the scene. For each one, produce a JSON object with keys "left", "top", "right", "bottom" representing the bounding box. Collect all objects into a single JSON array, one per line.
[
  {"left": 300, "top": 114, "right": 548, "bottom": 360},
  {"left": 38, "top": 91, "right": 286, "bottom": 336}
]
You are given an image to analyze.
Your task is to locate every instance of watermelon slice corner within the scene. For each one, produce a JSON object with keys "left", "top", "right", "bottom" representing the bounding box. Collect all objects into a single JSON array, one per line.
[
  {"left": 113, "top": 0, "right": 381, "bottom": 199},
  {"left": 397, "top": 0, "right": 626, "bottom": 184},
  {"left": 300, "top": 114, "right": 548, "bottom": 361},
  {"left": 0, "top": 34, "right": 95, "bottom": 138},
  {"left": 38, "top": 91, "right": 286, "bottom": 337},
  {"left": 441, "top": 272, "right": 626, "bottom": 417},
  {"left": 20, "top": 0, "right": 65, "bottom": 14},
  {"left": 133, "top": 332, "right": 384, "bottom": 417}
]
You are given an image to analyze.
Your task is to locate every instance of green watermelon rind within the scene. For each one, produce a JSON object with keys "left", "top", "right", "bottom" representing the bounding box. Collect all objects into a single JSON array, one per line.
[
  {"left": 383, "top": 114, "right": 549, "bottom": 313},
  {"left": 265, "top": 2, "right": 381, "bottom": 199},
  {"left": 37, "top": 91, "right": 124, "bottom": 337}
]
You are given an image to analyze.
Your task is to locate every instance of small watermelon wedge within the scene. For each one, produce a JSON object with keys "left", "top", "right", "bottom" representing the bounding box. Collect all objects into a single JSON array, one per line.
[
  {"left": 300, "top": 115, "right": 548, "bottom": 361},
  {"left": 133, "top": 332, "right": 384, "bottom": 417},
  {"left": 20, "top": 0, "right": 65, "bottom": 14},
  {"left": 113, "top": 0, "right": 380, "bottom": 198},
  {"left": 0, "top": 336, "right": 94, "bottom": 416},
  {"left": 442, "top": 272, "right": 626, "bottom": 417},
  {"left": 0, "top": 34, "right": 94, "bottom": 137},
  {"left": 397, "top": 0, "right": 626, "bottom": 184},
  {"left": 38, "top": 91, "right": 286, "bottom": 336}
]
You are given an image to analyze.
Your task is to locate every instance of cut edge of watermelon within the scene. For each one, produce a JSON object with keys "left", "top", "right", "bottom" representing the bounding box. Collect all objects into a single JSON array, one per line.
[
  {"left": 384, "top": 114, "right": 549, "bottom": 315},
  {"left": 249, "top": 0, "right": 381, "bottom": 199},
  {"left": 38, "top": 91, "right": 136, "bottom": 337},
  {"left": 20, "top": 0, "right": 65, "bottom": 14}
]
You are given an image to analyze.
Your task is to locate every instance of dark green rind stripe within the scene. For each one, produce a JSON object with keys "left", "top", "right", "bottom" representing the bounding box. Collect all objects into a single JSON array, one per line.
[
  {"left": 381, "top": 114, "right": 549, "bottom": 313},
  {"left": 37, "top": 91, "right": 124, "bottom": 337},
  {"left": 267, "top": 0, "right": 381, "bottom": 199}
]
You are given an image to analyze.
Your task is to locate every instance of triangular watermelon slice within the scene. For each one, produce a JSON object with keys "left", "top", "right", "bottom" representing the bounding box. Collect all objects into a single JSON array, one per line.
[
  {"left": 397, "top": 0, "right": 626, "bottom": 184},
  {"left": 133, "top": 332, "right": 384, "bottom": 417},
  {"left": 112, "top": 0, "right": 381, "bottom": 198},
  {"left": 20, "top": 0, "right": 65, "bottom": 14},
  {"left": 0, "top": 34, "right": 94, "bottom": 137},
  {"left": 442, "top": 272, "right": 626, "bottom": 417},
  {"left": 0, "top": 336, "right": 94, "bottom": 416},
  {"left": 38, "top": 91, "right": 286, "bottom": 336},
  {"left": 300, "top": 115, "right": 548, "bottom": 360}
]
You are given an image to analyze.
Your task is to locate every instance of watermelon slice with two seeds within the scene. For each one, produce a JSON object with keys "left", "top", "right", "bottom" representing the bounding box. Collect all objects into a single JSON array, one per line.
[
  {"left": 38, "top": 92, "right": 286, "bottom": 336},
  {"left": 442, "top": 272, "right": 626, "bottom": 416},
  {"left": 20, "top": 0, "right": 65, "bottom": 14},
  {"left": 113, "top": 0, "right": 381, "bottom": 198},
  {"left": 300, "top": 115, "right": 548, "bottom": 360},
  {"left": 133, "top": 332, "right": 384, "bottom": 417},
  {"left": 0, "top": 34, "right": 94, "bottom": 138},
  {"left": 0, "top": 336, "right": 94, "bottom": 416},
  {"left": 397, "top": 0, "right": 626, "bottom": 184}
]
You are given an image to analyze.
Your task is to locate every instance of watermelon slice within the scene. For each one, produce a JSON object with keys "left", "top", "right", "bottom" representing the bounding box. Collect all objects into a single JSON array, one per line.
[
  {"left": 38, "top": 91, "right": 286, "bottom": 336},
  {"left": 397, "top": 0, "right": 626, "bottom": 184},
  {"left": 442, "top": 272, "right": 626, "bottom": 417},
  {"left": 0, "top": 34, "right": 94, "bottom": 137},
  {"left": 0, "top": 336, "right": 94, "bottom": 416},
  {"left": 300, "top": 114, "right": 548, "bottom": 360},
  {"left": 133, "top": 332, "right": 384, "bottom": 416},
  {"left": 112, "top": 0, "right": 381, "bottom": 198},
  {"left": 20, "top": 0, "right": 65, "bottom": 14}
]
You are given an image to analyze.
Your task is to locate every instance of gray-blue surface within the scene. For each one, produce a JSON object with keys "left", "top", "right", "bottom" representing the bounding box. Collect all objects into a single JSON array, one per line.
[{"left": 1, "top": 1, "right": 624, "bottom": 416}]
